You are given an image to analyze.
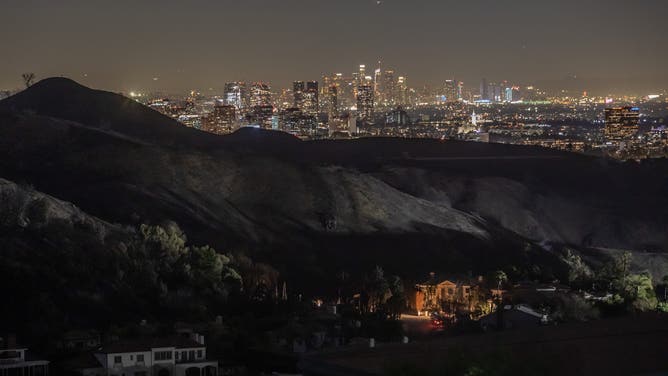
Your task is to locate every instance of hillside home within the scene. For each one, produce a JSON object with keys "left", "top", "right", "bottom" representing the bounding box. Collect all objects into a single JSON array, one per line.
[
  {"left": 74, "top": 336, "right": 217, "bottom": 376},
  {"left": 0, "top": 336, "right": 50, "bottom": 376}
]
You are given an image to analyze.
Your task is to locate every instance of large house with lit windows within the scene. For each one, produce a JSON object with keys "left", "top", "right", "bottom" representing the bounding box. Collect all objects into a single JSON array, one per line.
[
  {"left": 75, "top": 336, "right": 217, "bottom": 376},
  {"left": 411, "top": 279, "right": 474, "bottom": 314}
]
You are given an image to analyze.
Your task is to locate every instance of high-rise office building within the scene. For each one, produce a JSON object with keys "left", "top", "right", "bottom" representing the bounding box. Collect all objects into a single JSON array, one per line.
[
  {"left": 386, "top": 107, "right": 410, "bottom": 125},
  {"left": 250, "top": 82, "right": 272, "bottom": 107},
  {"left": 202, "top": 102, "right": 237, "bottom": 135},
  {"left": 280, "top": 107, "right": 314, "bottom": 135},
  {"left": 605, "top": 106, "right": 640, "bottom": 142},
  {"left": 358, "top": 65, "right": 366, "bottom": 86},
  {"left": 504, "top": 86, "right": 520, "bottom": 102},
  {"left": 444, "top": 79, "right": 460, "bottom": 103},
  {"left": 304, "top": 81, "right": 319, "bottom": 116},
  {"left": 374, "top": 66, "right": 382, "bottom": 98},
  {"left": 381, "top": 70, "right": 396, "bottom": 107},
  {"left": 293, "top": 81, "right": 305, "bottom": 109},
  {"left": 357, "top": 84, "right": 374, "bottom": 122},
  {"left": 249, "top": 105, "right": 274, "bottom": 129},
  {"left": 489, "top": 82, "right": 503, "bottom": 102},
  {"left": 328, "top": 84, "right": 338, "bottom": 117},
  {"left": 224, "top": 82, "right": 248, "bottom": 113},
  {"left": 480, "top": 78, "right": 489, "bottom": 101},
  {"left": 397, "top": 76, "right": 407, "bottom": 106}
]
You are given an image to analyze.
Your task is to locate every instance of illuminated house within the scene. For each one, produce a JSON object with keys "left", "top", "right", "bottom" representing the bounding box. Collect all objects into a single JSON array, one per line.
[{"left": 410, "top": 275, "right": 477, "bottom": 315}]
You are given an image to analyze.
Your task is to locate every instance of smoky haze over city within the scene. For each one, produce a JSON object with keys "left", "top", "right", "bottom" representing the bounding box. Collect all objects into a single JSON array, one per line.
[
  {"left": 1, "top": 0, "right": 667, "bottom": 94},
  {"left": 1, "top": 1, "right": 668, "bottom": 376}
]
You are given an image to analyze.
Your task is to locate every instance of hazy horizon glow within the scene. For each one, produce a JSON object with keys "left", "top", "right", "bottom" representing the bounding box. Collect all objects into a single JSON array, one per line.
[{"left": 1, "top": 0, "right": 667, "bottom": 94}]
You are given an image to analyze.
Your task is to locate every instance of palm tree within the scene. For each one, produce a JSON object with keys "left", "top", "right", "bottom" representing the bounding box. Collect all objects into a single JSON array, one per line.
[
  {"left": 493, "top": 270, "right": 508, "bottom": 291},
  {"left": 491, "top": 270, "right": 508, "bottom": 306}
]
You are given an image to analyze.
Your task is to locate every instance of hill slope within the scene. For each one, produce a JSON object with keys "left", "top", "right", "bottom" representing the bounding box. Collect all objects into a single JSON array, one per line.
[{"left": 0, "top": 78, "right": 667, "bottom": 287}]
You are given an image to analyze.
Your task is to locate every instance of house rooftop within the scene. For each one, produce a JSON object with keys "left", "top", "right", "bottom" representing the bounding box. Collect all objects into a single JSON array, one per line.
[
  {"left": 61, "top": 352, "right": 102, "bottom": 370},
  {"left": 97, "top": 336, "right": 204, "bottom": 354},
  {"left": 0, "top": 338, "right": 26, "bottom": 351},
  {"left": 62, "top": 330, "right": 100, "bottom": 340}
]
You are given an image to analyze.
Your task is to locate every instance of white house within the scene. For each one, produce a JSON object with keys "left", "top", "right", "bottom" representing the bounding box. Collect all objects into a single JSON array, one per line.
[
  {"left": 0, "top": 336, "right": 50, "bottom": 376},
  {"left": 76, "top": 336, "right": 217, "bottom": 376}
]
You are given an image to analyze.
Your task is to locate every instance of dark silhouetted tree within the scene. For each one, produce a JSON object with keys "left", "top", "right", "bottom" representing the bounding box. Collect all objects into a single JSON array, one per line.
[{"left": 22, "top": 73, "right": 36, "bottom": 88}]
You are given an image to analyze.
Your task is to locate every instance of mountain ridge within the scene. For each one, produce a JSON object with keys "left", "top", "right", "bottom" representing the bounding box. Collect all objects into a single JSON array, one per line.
[{"left": 0, "top": 78, "right": 666, "bottom": 289}]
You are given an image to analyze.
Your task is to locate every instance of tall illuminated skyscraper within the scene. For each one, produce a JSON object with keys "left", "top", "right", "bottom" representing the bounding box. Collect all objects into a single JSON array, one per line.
[
  {"left": 293, "top": 81, "right": 305, "bottom": 109},
  {"left": 327, "top": 85, "right": 338, "bottom": 117},
  {"left": 381, "top": 70, "right": 396, "bottom": 107},
  {"left": 444, "top": 79, "right": 460, "bottom": 103},
  {"left": 248, "top": 82, "right": 273, "bottom": 129},
  {"left": 374, "top": 66, "right": 382, "bottom": 98},
  {"left": 202, "top": 101, "right": 237, "bottom": 135},
  {"left": 491, "top": 83, "right": 503, "bottom": 102},
  {"left": 304, "top": 81, "right": 319, "bottom": 116},
  {"left": 504, "top": 86, "right": 520, "bottom": 102},
  {"left": 224, "top": 82, "right": 248, "bottom": 113},
  {"left": 250, "top": 82, "right": 272, "bottom": 107},
  {"left": 357, "top": 84, "right": 374, "bottom": 122},
  {"left": 397, "top": 76, "right": 407, "bottom": 106},
  {"left": 605, "top": 106, "right": 640, "bottom": 142},
  {"left": 358, "top": 65, "right": 366, "bottom": 86},
  {"left": 480, "top": 78, "right": 489, "bottom": 101}
]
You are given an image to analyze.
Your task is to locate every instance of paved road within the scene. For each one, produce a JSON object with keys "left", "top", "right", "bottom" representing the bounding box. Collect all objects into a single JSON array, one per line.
[{"left": 400, "top": 314, "right": 440, "bottom": 339}]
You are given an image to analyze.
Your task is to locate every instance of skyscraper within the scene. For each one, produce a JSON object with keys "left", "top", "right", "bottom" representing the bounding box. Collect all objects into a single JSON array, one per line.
[
  {"left": 444, "top": 79, "right": 459, "bottom": 103},
  {"left": 279, "top": 107, "right": 315, "bottom": 137},
  {"left": 374, "top": 66, "right": 382, "bottom": 99},
  {"left": 605, "top": 106, "right": 640, "bottom": 142},
  {"left": 480, "top": 78, "right": 489, "bottom": 101},
  {"left": 357, "top": 84, "right": 374, "bottom": 122},
  {"left": 504, "top": 86, "right": 520, "bottom": 102},
  {"left": 249, "top": 105, "right": 274, "bottom": 129},
  {"left": 327, "top": 84, "right": 338, "bottom": 118},
  {"left": 358, "top": 65, "right": 366, "bottom": 86},
  {"left": 293, "top": 81, "right": 305, "bottom": 109},
  {"left": 202, "top": 102, "right": 237, "bottom": 135},
  {"left": 397, "top": 76, "right": 407, "bottom": 106},
  {"left": 250, "top": 82, "right": 272, "bottom": 107},
  {"left": 489, "top": 82, "right": 502, "bottom": 102},
  {"left": 224, "top": 82, "right": 248, "bottom": 114},
  {"left": 249, "top": 82, "right": 273, "bottom": 129},
  {"left": 381, "top": 70, "right": 396, "bottom": 107},
  {"left": 304, "top": 81, "right": 319, "bottom": 116}
]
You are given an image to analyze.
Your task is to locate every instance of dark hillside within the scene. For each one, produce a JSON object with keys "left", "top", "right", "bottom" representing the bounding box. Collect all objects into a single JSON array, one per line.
[
  {"left": 0, "top": 77, "right": 224, "bottom": 148},
  {"left": 0, "top": 78, "right": 666, "bottom": 291}
]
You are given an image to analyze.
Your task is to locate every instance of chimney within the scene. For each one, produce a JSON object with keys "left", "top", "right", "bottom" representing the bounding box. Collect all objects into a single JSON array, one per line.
[{"left": 7, "top": 334, "right": 17, "bottom": 349}]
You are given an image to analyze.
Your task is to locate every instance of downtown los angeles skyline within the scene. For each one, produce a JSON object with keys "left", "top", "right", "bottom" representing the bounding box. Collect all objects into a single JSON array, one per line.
[{"left": 1, "top": 0, "right": 667, "bottom": 94}]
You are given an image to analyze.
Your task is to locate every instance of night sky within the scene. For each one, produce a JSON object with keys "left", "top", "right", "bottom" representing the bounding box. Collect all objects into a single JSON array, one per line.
[{"left": 1, "top": 0, "right": 666, "bottom": 94}]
